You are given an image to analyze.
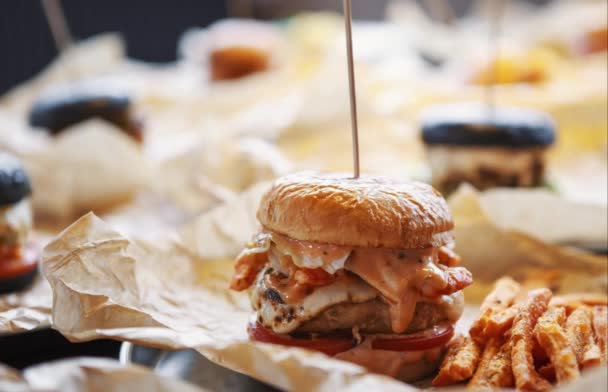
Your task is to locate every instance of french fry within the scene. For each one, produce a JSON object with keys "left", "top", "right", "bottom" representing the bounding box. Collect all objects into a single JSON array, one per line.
[
  {"left": 534, "top": 307, "right": 580, "bottom": 383},
  {"left": 592, "top": 306, "right": 607, "bottom": 363},
  {"left": 470, "top": 277, "right": 521, "bottom": 342},
  {"left": 550, "top": 294, "right": 608, "bottom": 314},
  {"left": 537, "top": 364, "right": 556, "bottom": 384},
  {"left": 566, "top": 307, "right": 602, "bottom": 369},
  {"left": 510, "top": 288, "right": 553, "bottom": 391},
  {"left": 484, "top": 305, "right": 518, "bottom": 339},
  {"left": 468, "top": 338, "right": 514, "bottom": 388},
  {"left": 433, "top": 335, "right": 482, "bottom": 386}
]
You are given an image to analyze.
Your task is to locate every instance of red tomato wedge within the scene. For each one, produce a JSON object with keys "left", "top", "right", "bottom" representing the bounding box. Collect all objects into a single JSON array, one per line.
[
  {"left": 248, "top": 322, "right": 355, "bottom": 356},
  {"left": 0, "top": 245, "right": 38, "bottom": 279},
  {"left": 371, "top": 323, "right": 454, "bottom": 351}
]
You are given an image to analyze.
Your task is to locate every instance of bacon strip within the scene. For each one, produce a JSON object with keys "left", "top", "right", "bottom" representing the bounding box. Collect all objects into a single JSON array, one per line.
[
  {"left": 438, "top": 246, "right": 461, "bottom": 267},
  {"left": 230, "top": 250, "right": 268, "bottom": 291}
]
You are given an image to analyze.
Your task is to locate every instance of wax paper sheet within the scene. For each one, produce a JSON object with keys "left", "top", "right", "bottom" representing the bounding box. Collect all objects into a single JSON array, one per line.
[
  {"left": 41, "top": 180, "right": 607, "bottom": 391},
  {"left": 0, "top": 358, "right": 206, "bottom": 392}
]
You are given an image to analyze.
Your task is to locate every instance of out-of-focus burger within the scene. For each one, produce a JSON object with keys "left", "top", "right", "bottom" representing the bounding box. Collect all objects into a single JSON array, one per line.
[
  {"left": 29, "top": 82, "right": 143, "bottom": 143},
  {"left": 230, "top": 173, "right": 472, "bottom": 382},
  {"left": 421, "top": 104, "right": 556, "bottom": 195},
  {"left": 0, "top": 153, "right": 37, "bottom": 294}
]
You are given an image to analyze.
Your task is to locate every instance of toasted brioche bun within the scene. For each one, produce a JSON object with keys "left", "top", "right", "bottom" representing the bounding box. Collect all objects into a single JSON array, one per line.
[{"left": 257, "top": 172, "right": 454, "bottom": 249}]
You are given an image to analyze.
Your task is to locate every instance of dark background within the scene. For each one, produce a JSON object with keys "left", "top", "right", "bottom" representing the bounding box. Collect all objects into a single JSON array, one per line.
[{"left": 0, "top": 0, "right": 551, "bottom": 96}]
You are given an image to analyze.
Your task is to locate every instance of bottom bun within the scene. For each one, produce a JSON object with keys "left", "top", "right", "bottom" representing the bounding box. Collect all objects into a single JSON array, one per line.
[{"left": 334, "top": 340, "right": 444, "bottom": 382}]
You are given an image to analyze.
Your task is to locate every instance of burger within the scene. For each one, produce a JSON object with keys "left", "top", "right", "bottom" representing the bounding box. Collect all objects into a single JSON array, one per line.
[
  {"left": 230, "top": 173, "right": 472, "bottom": 381},
  {"left": 420, "top": 104, "right": 556, "bottom": 195},
  {"left": 0, "top": 153, "right": 38, "bottom": 294},
  {"left": 29, "top": 82, "right": 143, "bottom": 143}
]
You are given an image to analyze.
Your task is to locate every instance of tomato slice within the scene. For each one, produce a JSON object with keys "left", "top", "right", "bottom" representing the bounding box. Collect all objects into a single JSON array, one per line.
[
  {"left": 0, "top": 244, "right": 38, "bottom": 279},
  {"left": 248, "top": 322, "right": 355, "bottom": 356},
  {"left": 371, "top": 323, "right": 454, "bottom": 352}
]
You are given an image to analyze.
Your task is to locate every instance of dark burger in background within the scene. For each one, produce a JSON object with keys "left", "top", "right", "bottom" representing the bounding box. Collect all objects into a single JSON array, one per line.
[
  {"left": 230, "top": 173, "right": 472, "bottom": 382},
  {"left": 28, "top": 81, "right": 143, "bottom": 143},
  {"left": 0, "top": 153, "right": 38, "bottom": 294},
  {"left": 420, "top": 103, "right": 556, "bottom": 195}
]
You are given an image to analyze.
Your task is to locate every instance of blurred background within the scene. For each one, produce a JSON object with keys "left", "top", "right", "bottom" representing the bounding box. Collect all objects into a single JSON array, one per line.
[{"left": 1, "top": 0, "right": 555, "bottom": 94}]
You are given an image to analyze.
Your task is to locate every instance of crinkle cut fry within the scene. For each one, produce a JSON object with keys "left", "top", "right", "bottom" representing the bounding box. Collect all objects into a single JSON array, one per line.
[
  {"left": 592, "top": 306, "right": 607, "bottom": 363},
  {"left": 433, "top": 335, "right": 482, "bottom": 386},
  {"left": 470, "top": 277, "right": 521, "bottom": 342},
  {"left": 468, "top": 338, "right": 514, "bottom": 388},
  {"left": 510, "top": 288, "right": 553, "bottom": 391},
  {"left": 567, "top": 306, "right": 602, "bottom": 369},
  {"left": 534, "top": 306, "right": 580, "bottom": 383}
]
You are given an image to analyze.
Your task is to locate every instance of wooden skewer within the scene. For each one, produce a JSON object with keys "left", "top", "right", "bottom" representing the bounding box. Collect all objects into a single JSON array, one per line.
[
  {"left": 343, "top": 0, "right": 360, "bottom": 179},
  {"left": 485, "top": 0, "right": 507, "bottom": 112},
  {"left": 41, "top": 0, "right": 73, "bottom": 52},
  {"left": 423, "top": 0, "right": 456, "bottom": 26}
]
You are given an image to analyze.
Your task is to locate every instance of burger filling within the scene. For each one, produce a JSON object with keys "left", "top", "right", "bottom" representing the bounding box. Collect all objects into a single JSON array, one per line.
[
  {"left": 427, "top": 146, "right": 546, "bottom": 194},
  {"left": 231, "top": 230, "right": 471, "bottom": 338},
  {"left": 0, "top": 198, "right": 32, "bottom": 251}
]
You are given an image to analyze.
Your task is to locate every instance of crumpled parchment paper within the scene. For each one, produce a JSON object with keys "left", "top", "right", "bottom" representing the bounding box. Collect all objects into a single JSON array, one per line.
[
  {"left": 450, "top": 185, "right": 607, "bottom": 290},
  {"left": 41, "top": 180, "right": 607, "bottom": 392},
  {"left": 0, "top": 357, "right": 206, "bottom": 392}
]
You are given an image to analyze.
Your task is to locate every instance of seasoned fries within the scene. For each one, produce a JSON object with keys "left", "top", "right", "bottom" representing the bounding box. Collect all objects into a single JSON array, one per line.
[
  {"left": 510, "top": 289, "right": 553, "bottom": 391},
  {"left": 550, "top": 294, "right": 608, "bottom": 313},
  {"left": 470, "top": 277, "right": 521, "bottom": 342},
  {"left": 566, "top": 307, "right": 602, "bottom": 370},
  {"left": 592, "top": 306, "right": 607, "bottom": 363},
  {"left": 534, "top": 307, "right": 580, "bottom": 383},
  {"left": 432, "top": 335, "right": 482, "bottom": 386},
  {"left": 484, "top": 305, "right": 518, "bottom": 339},
  {"left": 438, "top": 276, "right": 606, "bottom": 390},
  {"left": 469, "top": 338, "right": 514, "bottom": 388}
]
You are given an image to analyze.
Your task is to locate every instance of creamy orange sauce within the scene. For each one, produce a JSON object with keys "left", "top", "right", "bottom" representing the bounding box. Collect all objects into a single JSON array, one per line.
[
  {"left": 233, "top": 230, "right": 471, "bottom": 334},
  {"left": 346, "top": 248, "right": 447, "bottom": 334}
]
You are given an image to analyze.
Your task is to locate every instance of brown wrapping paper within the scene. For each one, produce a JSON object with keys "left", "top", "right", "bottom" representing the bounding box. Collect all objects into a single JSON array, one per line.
[
  {"left": 41, "top": 182, "right": 607, "bottom": 391},
  {"left": 0, "top": 358, "right": 207, "bottom": 392}
]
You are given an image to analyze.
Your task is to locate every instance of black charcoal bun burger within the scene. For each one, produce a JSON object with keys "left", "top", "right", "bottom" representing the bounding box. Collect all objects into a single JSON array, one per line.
[
  {"left": 0, "top": 153, "right": 38, "bottom": 294},
  {"left": 230, "top": 173, "right": 473, "bottom": 382},
  {"left": 28, "top": 82, "right": 143, "bottom": 143},
  {"left": 420, "top": 103, "right": 556, "bottom": 195}
]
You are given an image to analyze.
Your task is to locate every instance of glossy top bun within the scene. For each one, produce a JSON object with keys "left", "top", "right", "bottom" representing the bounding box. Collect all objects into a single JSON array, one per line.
[{"left": 257, "top": 172, "right": 454, "bottom": 249}]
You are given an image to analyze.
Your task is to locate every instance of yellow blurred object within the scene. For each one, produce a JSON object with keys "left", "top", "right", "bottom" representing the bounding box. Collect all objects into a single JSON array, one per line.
[{"left": 471, "top": 48, "right": 561, "bottom": 85}]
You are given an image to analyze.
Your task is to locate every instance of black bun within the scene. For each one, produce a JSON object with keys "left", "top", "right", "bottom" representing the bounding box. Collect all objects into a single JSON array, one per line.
[
  {"left": 421, "top": 104, "right": 556, "bottom": 148},
  {"left": 29, "top": 87, "right": 131, "bottom": 134},
  {"left": 0, "top": 267, "right": 38, "bottom": 294},
  {"left": 0, "top": 153, "right": 32, "bottom": 206}
]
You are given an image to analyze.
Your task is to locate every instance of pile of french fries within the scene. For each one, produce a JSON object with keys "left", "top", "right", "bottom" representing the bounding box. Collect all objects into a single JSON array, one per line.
[{"left": 433, "top": 277, "right": 608, "bottom": 390}]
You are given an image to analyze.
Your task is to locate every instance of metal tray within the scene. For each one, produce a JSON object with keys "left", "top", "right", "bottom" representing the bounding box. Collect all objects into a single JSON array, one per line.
[{"left": 120, "top": 342, "right": 278, "bottom": 392}]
